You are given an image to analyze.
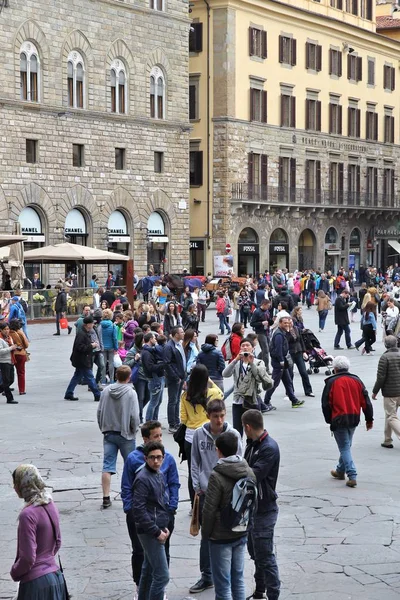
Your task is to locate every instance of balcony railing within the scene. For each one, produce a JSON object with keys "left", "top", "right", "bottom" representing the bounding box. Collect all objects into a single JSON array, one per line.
[{"left": 231, "top": 184, "right": 398, "bottom": 209}]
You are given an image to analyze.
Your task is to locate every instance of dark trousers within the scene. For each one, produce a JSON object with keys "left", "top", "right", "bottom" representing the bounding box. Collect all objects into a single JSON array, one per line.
[
  {"left": 197, "top": 303, "right": 206, "bottom": 322},
  {"left": 0, "top": 363, "right": 14, "bottom": 402},
  {"left": 257, "top": 333, "right": 270, "bottom": 371},
  {"left": 232, "top": 403, "right": 247, "bottom": 436},
  {"left": 248, "top": 509, "right": 280, "bottom": 600},
  {"left": 240, "top": 308, "right": 250, "bottom": 327},
  {"left": 167, "top": 378, "right": 183, "bottom": 428},
  {"left": 134, "top": 377, "right": 150, "bottom": 422},
  {"left": 355, "top": 324, "right": 376, "bottom": 353},
  {"left": 334, "top": 324, "right": 352, "bottom": 348},
  {"left": 199, "top": 493, "right": 212, "bottom": 582},
  {"left": 126, "top": 510, "right": 175, "bottom": 585},
  {"left": 265, "top": 366, "right": 297, "bottom": 404},
  {"left": 184, "top": 440, "right": 195, "bottom": 507},
  {"left": 290, "top": 352, "right": 312, "bottom": 395}
]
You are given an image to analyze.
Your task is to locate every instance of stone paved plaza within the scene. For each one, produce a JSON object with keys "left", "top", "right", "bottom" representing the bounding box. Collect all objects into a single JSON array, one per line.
[{"left": 1, "top": 308, "right": 400, "bottom": 600}]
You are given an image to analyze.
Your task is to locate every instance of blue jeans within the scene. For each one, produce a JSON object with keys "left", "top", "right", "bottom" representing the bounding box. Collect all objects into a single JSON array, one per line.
[
  {"left": 94, "top": 352, "right": 105, "bottom": 384},
  {"left": 318, "top": 309, "right": 328, "bottom": 330},
  {"left": 167, "top": 378, "right": 183, "bottom": 428},
  {"left": 137, "top": 532, "right": 170, "bottom": 600},
  {"left": 290, "top": 352, "right": 312, "bottom": 395},
  {"left": 102, "top": 432, "right": 135, "bottom": 474},
  {"left": 65, "top": 367, "right": 100, "bottom": 400},
  {"left": 146, "top": 376, "right": 165, "bottom": 421},
  {"left": 265, "top": 366, "right": 298, "bottom": 404},
  {"left": 218, "top": 313, "right": 231, "bottom": 334},
  {"left": 135, "top": 377, "right": 150, "bottom": 422},
  {"left": 199, "top": 493, "right": 212, "bottom": 581},
  {"left": 209, "top": 536, "right": 247, "bottom": 600},
  {"left": 248, "top": 509, "right": 280, "bottom": 600},
  {"left": 333, "top": 427, "right": 357, "bottom": 480},
  {"left": 334, "top": 324, "right": 352, "bottom": 348}
]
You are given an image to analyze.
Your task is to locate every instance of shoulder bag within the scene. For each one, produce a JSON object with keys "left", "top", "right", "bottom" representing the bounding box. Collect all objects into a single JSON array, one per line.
[{"left": 42, "top": 505, "right": 72, "bottom": 599}]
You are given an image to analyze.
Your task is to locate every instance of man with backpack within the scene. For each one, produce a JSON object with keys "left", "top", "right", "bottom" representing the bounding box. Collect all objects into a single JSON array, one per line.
[
  {"left": 242, "top": 409, "right": 281, "bottom": 600},
  {"left": 202, "top": 431, "right": 256, "bottom": 600}
]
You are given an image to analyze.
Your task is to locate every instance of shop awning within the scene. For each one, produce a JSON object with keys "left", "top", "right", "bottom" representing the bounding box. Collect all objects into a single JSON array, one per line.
[{"left": 388, "top": 240, "right": 400, "bottom": 255}]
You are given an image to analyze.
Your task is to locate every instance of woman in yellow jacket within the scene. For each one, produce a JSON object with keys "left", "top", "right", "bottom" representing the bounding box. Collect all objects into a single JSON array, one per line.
[{"left": 180, "top": 363, "right": 223, "bottom": 509}]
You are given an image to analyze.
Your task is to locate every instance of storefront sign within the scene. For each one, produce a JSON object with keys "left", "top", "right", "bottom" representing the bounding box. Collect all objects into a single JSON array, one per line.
[
  {"left": 108, "top": 236, "right": 129, "bottom": 243},
  {"left": 147, "top": 212, "right": 165, "bottom": 236},
  {"left": 367, "top": 240, "right": 374, "bottom": 249},
  {"left": 19, "top": 207, "right": 43, "bottom": 243},
  {"left": 374, "top": 226, "right": 400, "bottom": 238},
  {"left": 324, "top": 243, "right": 340, "bottom": 252},
  {"left": 108, "top": 211, "right": 128, "bottom": 242},
  {"left": 190, "top": 240, "right": 204, "bottom": 250},
  {"left": 65, "top": 228, "right": 83, "bottom": 234},
  {"left": 270, "top": 244, "right": 288, "bottom": 254},
  {"left": 349, "top": 247, "right": 360, "bottom": 253},
  {"left": 214, "top": 254, "right": 234, "bottom": 277},
  {"left": 238, "top": 243, "right": 259, "bottom": 254},
  {"left": 65, "top": 208, "right": 87, "bottom": 234}
]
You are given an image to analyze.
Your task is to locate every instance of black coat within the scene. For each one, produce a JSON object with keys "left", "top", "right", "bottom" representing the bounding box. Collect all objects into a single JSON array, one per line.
[
  {"left": 70, "top": 327, "right": 94, "bottom": 369},
  {"left": 244, "top": 431, "right": 280, "bottom": 513},
  {"left": 164, "top": 339, "right": 186, "bottom": 381},
  {"left": 334, "top": 296, "right": 350, "bottom": 326},
  {"left": 55, "top": 290, "right": 67, "bottom": 313}
]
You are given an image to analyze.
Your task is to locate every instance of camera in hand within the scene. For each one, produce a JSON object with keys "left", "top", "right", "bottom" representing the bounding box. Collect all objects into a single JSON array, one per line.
[{"left": 243, "top": 352, "right": 249, "bottom": 357}]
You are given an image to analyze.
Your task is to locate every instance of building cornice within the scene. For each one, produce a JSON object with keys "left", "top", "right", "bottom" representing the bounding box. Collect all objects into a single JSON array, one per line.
[{"left": 89, "top": 0, "right": 191, "bottom": 25}]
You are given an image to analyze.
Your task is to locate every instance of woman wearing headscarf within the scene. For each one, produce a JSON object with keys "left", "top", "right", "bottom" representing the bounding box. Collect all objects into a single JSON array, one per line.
[{"left": 10, "top": 464, "right": 67, "bottom": 600}]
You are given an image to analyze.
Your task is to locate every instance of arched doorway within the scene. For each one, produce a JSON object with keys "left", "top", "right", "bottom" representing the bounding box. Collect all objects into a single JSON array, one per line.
[
  {"left": 349, "top": 228, "right": 361, "bottom": 275},
  {"left": 108, "top": 210, "right": 130, "bottom": 285},
  {"left": 269, "top": 228, "right": 289, "bottom": 272},
  {"left": 298, "top": 229, "right": 316, "bottom": 270},
  {"left": 324, "top": 227, "right": 339, "bottom": 273},
  {"left": 18, "top": 206, "right": 46, "bottom": 283},
  {"left": 64, "top": 208, "right": 89, "bottom": 283},
  {"left": 147, "top": 211, "right": 168, "bottom": 275},
  {"left": 237, "top": 228, "right": 259, "bottom": 277}
]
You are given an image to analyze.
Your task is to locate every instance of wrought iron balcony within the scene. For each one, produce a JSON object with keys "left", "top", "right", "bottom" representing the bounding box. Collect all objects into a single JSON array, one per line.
[{"left": 231, "top": 184, "right": 398, "bottom": 209}]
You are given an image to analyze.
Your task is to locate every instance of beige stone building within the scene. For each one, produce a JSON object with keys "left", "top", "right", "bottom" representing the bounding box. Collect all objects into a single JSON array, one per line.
[
  {"left": 189, "top": 0, "right": 400, "bottom": 277},
  {"left": 0, "top": 0, "right": 190, "bottom": 284}
]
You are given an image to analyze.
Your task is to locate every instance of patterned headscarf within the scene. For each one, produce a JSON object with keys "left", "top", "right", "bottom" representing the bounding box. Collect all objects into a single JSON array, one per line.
[{"left": 13, "top": 464, "right": 52, "bottom": 507}]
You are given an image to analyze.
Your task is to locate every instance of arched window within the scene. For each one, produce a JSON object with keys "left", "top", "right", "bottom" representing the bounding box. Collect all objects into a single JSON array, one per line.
[
  {"left": 67, "top": 51, "right": 85, "bottom": 108},
  {"left": 20, "top": 42, "right": 40, "bottom": 102},
  {"left": 150, "top": 66, "right": 165, "bottom": 119},
  {"left": 110, "top": 59, "right": 127, "bottom": 114}
]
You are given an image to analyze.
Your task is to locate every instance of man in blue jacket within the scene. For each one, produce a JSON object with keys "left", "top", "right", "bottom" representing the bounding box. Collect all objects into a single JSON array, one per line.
[
  {"left": 121, "top": 420, "right": 180, "bottom": 585},
  {"left": 242, "top": 409, "right": 281, "bottom": 600}
]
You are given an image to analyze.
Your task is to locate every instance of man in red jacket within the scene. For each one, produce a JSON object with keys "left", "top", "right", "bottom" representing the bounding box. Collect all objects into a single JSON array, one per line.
[{"left": 321, "top": 355, "right": 373, "bottom": 488}]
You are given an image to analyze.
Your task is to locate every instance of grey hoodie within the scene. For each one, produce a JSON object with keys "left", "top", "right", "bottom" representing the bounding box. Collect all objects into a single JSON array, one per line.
[
  {"left": 191, "top": 422, "right": 242, "bottom": 493},
  {"left": 97, "top": 382, "right": 139, "bottom": 441}
]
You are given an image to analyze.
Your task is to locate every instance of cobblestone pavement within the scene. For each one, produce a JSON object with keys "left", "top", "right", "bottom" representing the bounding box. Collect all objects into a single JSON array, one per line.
[{"left": 1, "top": 309, "right": 400, "bottom": 600}]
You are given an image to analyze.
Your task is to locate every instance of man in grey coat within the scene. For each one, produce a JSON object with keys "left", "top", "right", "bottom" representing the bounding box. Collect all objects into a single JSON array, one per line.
[{"left": 372, "top": 335, "right": 400, "bottom": 449}]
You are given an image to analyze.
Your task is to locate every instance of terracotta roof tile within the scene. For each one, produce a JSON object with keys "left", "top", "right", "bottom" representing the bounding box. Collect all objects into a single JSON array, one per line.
[{"left": 376, "top": 15, "right": 400, "bottom": 30}]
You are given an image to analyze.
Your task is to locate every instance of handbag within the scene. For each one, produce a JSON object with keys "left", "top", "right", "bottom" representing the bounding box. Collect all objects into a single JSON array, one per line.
[
  {"left": 173, "top": 423, "right": 187, "bottom": 462},
  {"left": 190, "top": 493, "right": 200, "bottom": 536},
  {"left": 59, "top": 318, "right": 69, "bottom": 330},
  {"left": 130, "top": 361, "right": 140, "bottom": 385},
  {"left": 42, "top": 505, "right": 72, "bottom": 599},
  {"left": 113, "top": 354, "right": 123, "bottom": 368}
]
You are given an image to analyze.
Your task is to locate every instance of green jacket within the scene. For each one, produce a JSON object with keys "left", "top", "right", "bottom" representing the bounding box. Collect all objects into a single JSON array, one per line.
[{"left": 372, "top": 348, "right": 400, "bottom": 397}]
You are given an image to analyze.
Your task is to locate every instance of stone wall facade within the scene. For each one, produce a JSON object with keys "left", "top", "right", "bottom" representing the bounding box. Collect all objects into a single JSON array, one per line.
[{"left": 0, "top": 0, "right": 190, "bottom": 283}]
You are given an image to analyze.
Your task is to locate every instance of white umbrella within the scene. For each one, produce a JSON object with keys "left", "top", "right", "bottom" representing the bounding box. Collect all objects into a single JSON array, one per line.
[
  {"left": 8, "top": 223, "right": 26, "bottom": 289},
  {"left": 24, "top": 242, "right": 129, "bottom": 264}
]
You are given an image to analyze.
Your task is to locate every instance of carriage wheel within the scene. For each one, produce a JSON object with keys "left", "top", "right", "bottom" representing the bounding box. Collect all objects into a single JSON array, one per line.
[
  {"left": 307, "top": 368, "right": 313, "bottom": 375},
  {"left": 313, "top": 368, "right": 319, "bottom": 374}
]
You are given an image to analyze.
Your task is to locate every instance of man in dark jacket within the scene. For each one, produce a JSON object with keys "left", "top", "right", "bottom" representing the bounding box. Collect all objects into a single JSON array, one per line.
[
  {"left": 242, "top": 410, "right": 280, "bottom": 600},
  {"left": 164, "top": 326, "right": 186, "bottom": 433},
  {"left": 132, "top": 441, "right": 170, "bottom": 600},
  {"left": 272, "top": 286, "right": 294, "bottom": 313},
  {"left": 64, "top": 316, "right": 100, "bottom": 401},
  {"left": 264, "top": 316, "right": 304, "bottom": 409},
  {"left": 250, "top": 298, "right": 272, "bottom": 372},
  {"left": 202, "top": 431, "right": 255, "bottom": 600},
  {"left": 141, "top": 332, "right": 166, "bottom": 421},
  {"left": 333, "top": 290, "right": 354, "bottom": 349},
  {"left": 321, "top": 355, "right": 373, "bottom": 487},
  {"left": 54, "top": 285, "right": 72, "bottom": 336},
  {"left": 372, "top": 335, "right": 400, "bottom": 449}
]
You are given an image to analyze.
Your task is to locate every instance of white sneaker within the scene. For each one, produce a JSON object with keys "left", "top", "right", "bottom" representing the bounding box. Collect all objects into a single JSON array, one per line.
[
  {"left": 189, "top": 508, "right": 193, "bottom": 516},
  {"left": 283, "top": 396, "right": 289, "bottom": 402}
]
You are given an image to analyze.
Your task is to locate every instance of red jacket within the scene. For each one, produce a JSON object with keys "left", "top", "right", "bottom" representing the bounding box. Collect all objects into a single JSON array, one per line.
[
  {"left": 229, "top": 333, "right": 242, "bottom": 363},
  {"left": 321, "top": 371, "right": 373, "bottom": 431}
]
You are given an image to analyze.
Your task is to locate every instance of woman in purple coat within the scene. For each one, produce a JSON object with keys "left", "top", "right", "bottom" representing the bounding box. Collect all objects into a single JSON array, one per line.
[
  {"left": 122, "top": 310, "right": 139, "bottom": 350},
  {"left": 10, "top": 464, "right": 67, "bottom": 600}
]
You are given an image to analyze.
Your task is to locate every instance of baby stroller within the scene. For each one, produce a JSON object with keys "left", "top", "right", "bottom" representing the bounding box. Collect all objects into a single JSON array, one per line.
[{"left": 301, "top": 329, "right": 334, "bottom": 376}]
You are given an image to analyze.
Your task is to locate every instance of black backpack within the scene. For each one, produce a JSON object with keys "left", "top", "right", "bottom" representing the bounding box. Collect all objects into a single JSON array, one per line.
[{"left": 220, "top": 477, "right": 258, "bottom": 532}]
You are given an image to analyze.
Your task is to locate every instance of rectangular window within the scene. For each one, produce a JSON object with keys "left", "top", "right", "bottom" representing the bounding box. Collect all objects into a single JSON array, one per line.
[
  {"left": 115, "top": 148, "right": 125, "bottom": 170},
  {"left": 329, "top": 49, "right": 342, "bottom": 77},
  {"left": 329, "top": 103, "right": 342, "bottom": 135},
  {"left": 189, "top": 77, "right": 199, "bottom": 120},
  {"left": 190, "top": 150, "right": 203, "bottom": 186},
  {"left": 367, "top": 59, "right": 375, "bottom": 86},
  {"left": 249, "top": 27, "right": 267, "bottom": 59},
  {"left": 330, "top": 0, "right": 343, "bottom": 6},
  {"left": 305, "top": 159, "right": 321, "bottom": 202},
  {"left": 384, "top": 114, "right": 395, "bottom": 144},
  {"left": 384, "top": 65, "right": 395, "bottom": 91},
  {"left": 305, "top": 42, "right": 322, "bottom": 72},
  {"left": 248, "top": 153, "right": 268, "bottom": 199},
  {"left": 305, "top": 99, "right": 321, "bottom": 132},
  {"left": 278, "top": 36, "right": 296, "bottom": 66},
  {"left": 366, "top": 166, "right": 378, "bottom": 206},
  {"left": 347, "top": 164, "right": 361, "bottom": 204},
  {"left": 280, "top": 94, "right": 296, "bottom": 127},
  {"left": 154, "top": 151, "right": 164, "bottom": 173},
  {"left": 348, "top": 107, "right": 361, "bottom": 137},
  {"left": 189, "top": 23, "right": 203, "bottom": 53},
  {"left": 72, "top": 143, "right": 84, "bottom": 168},
  {"left": 383, "top": 168, "right": 395, "bottom": 206},
  {"left": 365, "top": 111, "right": 378, "bottom": 141},
  {"left": 149, "top": 0, "right": 163, "bottom": 11},
  {"left": 347, "top": 55, "right": 362, "bottom": 82},
  {"left": 26, "top": 139, "right": 38, "bottom": 164},
  {"left": 249, "top": 88, "right": 267, "bottom": 122},
  {"left": 279, "top": 157, "right": 296, "bottom": 201},
  {"left": 346, "top": 0, "right": 358, "bottom": 15},
  {"left": 329, "top": 162, "right": 344, "bottom": 203}
]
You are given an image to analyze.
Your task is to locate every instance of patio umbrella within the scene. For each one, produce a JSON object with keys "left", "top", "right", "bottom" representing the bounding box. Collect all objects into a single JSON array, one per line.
[
  {"left": 23, "top": 242, "right": 129, "bottom": 264},
  {"left": 8, "top": 223, "right": 26, "bottom": 289}
]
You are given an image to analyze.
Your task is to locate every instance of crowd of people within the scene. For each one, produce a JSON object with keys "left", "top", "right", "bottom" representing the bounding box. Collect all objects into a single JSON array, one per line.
[{"left": 9, "top": 262, "right": 400, "bottom": 600}]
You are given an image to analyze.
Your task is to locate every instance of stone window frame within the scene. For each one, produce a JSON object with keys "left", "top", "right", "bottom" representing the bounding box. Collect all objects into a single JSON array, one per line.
[
  {"left": 110, "top": 58, "right": 128, "bottom": 115},
  {"left": 20, "top": 41, "right": 41, "bottom": 103},
  {"left": 367, "top": 56, "right": 375, "bottom": 88},
  {"left": 150, "top": 65, "right": 166, "bottom": 120},
  {"left": 67, "top": 50, "right": 86, "bottom": 109},
  {"left": 149, "top": 0, "right": 165, "bottom": 13}
]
